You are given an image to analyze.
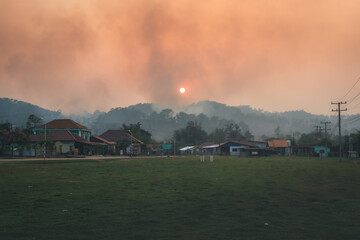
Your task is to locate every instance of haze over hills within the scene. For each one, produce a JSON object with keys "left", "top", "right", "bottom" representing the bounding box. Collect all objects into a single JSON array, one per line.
[
  {"left": 0, "top": 98, "right": 64, "bottom": 127},
  {"left": 1, "top": 98, "right": 359, "bottom": 141}
]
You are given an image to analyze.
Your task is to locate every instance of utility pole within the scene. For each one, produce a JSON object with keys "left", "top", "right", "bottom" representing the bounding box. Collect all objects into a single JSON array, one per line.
[
  {"left": 321, "top": 121, "right": 331, "bottom": 157},
  {"left": 314, "top": 125, "right": 323, "bottom": 137},
  {"left": 331, "top": 101, "right": 347, "bottom": 161},
  {"left": 173, "top": 137, "right": 176, "bottom": 156},
  {"left": 128, "top": 130, "right": 133, "bottom": 157}
]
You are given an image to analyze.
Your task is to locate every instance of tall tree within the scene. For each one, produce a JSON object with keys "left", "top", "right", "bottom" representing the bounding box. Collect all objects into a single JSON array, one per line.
[
  {"left": 244, "top": 130, "right": 254, "bottom": 140},
  {"left": 297, "top": 132, "right": 320, "bottom": 145},
  {"left": 0, "top": 122, "right": 12, "bottom": 131},
  {"left": 274, "top": 125, "right": 281, "bottom": 139},
  {"left": 174, "top": 121, "right": 208, "bottom": 146},
  {"left": 0, "top": 122, "right": 13, "bottom": 155},
  {"left": 26, "top": 114, "right": 43, "bottom": 130},
  {"left": 225, "top": 123, "right": 244, "bottom": 139},
  {"left": 121, "top": 122, "right": 152, "bottom": 144},
  {"left": 209, "top": 128, "right": 227, "bottom": 143}
]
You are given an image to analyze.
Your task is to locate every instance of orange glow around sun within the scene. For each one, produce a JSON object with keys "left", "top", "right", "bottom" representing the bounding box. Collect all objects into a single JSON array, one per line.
[{"left": 179, "top": 87, "right": 186, "bottom": 94}]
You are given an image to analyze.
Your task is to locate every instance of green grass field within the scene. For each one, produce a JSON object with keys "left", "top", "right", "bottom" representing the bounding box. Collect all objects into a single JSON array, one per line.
[{"left": 1, "top": 156, "right": 360, "bottom": 240}]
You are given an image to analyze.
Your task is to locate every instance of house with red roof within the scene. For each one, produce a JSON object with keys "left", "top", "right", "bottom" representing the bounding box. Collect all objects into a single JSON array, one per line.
[
  {"left": 29, "top": 130, "right": 103, "bottom": 156},
  {"left": 99, "top": 130, "right": 145, "bottom": 155},
  {"left": 33, "top": 119, "right": 91, "bottom": 141},
  {"left": 30, "top": 119, "right": 106, "bottom": 156},
  {"left": 90, "top": 136, "right": 116, "bottom": 155},
  {"left": 267, "top": 140, "right": 292, "bottom": 156}
]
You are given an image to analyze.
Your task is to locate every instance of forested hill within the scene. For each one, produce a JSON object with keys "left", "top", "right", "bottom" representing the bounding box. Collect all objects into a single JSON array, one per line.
[
  {"left": 0, "top": 98, "right": 64, "bottom": 127},
  {"left": 182, "top": 101, "right": 332, "bottom": 139},
  {"left": 1, "top": 98, "right": 358, "bottom": 141}
]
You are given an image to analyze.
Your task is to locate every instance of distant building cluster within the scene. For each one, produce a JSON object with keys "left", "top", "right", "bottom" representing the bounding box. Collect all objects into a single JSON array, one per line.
[
  {"left": 0, "top": 118, "right": 341, "bottom": 158},
  {"left": 1, "top": 119, "right": 145, "bottom": 157}
]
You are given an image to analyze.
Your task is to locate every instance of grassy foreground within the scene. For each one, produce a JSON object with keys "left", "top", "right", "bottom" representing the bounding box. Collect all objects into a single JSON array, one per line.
[{"left": 0, "top": 157, "right": 360, "bottom": 240}]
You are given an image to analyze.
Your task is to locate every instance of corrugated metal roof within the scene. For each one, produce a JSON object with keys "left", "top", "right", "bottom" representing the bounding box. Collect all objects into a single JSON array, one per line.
[
  {"left": 202, "top": 144, "right": 221, "bottom": 149},
  {"left": 179, "top": 146, "right": 195, "bottom": 151},
  {"left": 268, "top": 140, "right": 289, "bottom": 148},
  {"left": 197, "top": 142, "right": 216, "bottom": 149}
]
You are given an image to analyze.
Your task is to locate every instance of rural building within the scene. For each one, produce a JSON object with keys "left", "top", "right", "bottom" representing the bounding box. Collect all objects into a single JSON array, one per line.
[
  {"left": 267, "top": 140, "right": 292, "bottom": 156},
  {"left": 28, "top": 119, "right": 107, "bottom": 156},
  {"left": 201, "top": 143, "right": 221, "bottom": 155},
  {"left": 90, "top": 136, "right": 116, "bottom": 155},
  {"left": 29, "top": 130, "right": 103, "bottom": 156},
  {"left": 146, "top": 144, "right": 162, "bottom": 155},
  {"left": 347, "top": 151, "right": 358, "bottom": 158},
  {"left": 196, "top": 142, "right": 217, "bottom": 155},
  {"left": 99, "top": 130, "right": 145, "bottom": 155},
  {"left": 179, "top": 146, "right": 195, "bottom": 155},
  {"left": 292, "top": 143, "right": 330, "bottom": 157},
  {"left": 313, "top": 145, "right": 330, "bottom": 157},
  {"left": 198, "top": 140, "right": 264, "bottom": 156},
  {"left": 0, "top": 129, "right": 10, "bottom": 154},
  {"left": 249, "top": 140, "right": 267, "bottom": 148},
  {"left": 227, "top": 141, "right": 256, "bottom": 156},
  {"left": 33, "top": 119, "right": 91, "bottom": 141}
]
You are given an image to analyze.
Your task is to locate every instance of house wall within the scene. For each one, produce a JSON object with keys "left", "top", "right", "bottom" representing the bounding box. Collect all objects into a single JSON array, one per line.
[
  {"left": 285, "top": 147, "right": 292, "bottom": 156},
  {"left": 313, "top": 146, "right": 330, "bottom": 157},
  {"left": 230, "top": 146, "right": 241, "bottom": 156},
  {"left": 230, "top": 145, "right": 249, "bottom": 156},
  {"left": 126, "top": 144, "right": 142, "bottom": 155},
  {"left": 202, "top": 148, "right": 220, "bottom": 155},
  {"left": 70, "top": 129, "right": 91, "bottom": 141},
  {"left": 55, "top": 141, "right": 74, "bottom": 154}
]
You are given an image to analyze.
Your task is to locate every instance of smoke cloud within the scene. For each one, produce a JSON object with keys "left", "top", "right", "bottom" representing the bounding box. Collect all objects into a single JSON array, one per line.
[{"left": 1, "top": 0, "right": 360, "bottom": 114}]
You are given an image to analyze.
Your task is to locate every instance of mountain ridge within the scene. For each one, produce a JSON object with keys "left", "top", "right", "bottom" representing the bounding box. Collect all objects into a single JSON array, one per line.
[{"left": 1, "top": 98, "right": 358, "bottom": 140}]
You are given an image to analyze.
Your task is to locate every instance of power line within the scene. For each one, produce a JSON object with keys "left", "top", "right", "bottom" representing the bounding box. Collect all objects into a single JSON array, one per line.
[
  {"left": 314, "top": 125, "right": 323, "bottom": 135},
  {"left": 330, "top": 120, "right": 339, "bottom": 135},
  {"left": 321, "top": 121, "right": 331, "bottom": 157},
  {"left": 325, "top": 104, "right": 333, "bottom": 117},
  {"left": 341, "top": 76, "right": 360, "bottom": 100},
  {"left": 343, "top": 115, "right": 360, "bottom": 125},
  {"left": 320, "top": 121, "right": 331, "bottom": 134},
  {"left": 347, "top": 100, "right": 360, "bottom": 111},
  {"left": 347, "top": 91, "right": 360, "bottom": 105},
  {"left": 347, "top": 94, "right": 360, "bottom": 106}
]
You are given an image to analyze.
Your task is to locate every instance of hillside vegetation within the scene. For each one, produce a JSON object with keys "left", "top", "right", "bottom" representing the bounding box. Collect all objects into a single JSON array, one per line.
[{"left": 2, "top": 98, "right": 358, "bottom": 140}]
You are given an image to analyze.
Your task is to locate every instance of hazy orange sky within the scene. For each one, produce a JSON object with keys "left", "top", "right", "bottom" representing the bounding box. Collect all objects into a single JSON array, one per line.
[{"left": 1, "top": 0, "right": 360, "bottom": 115}]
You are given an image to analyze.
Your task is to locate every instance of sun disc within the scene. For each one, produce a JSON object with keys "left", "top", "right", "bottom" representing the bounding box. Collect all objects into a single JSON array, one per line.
[{"left": 180, "top": 87, "right": 186, "bottom": 93}]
